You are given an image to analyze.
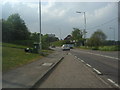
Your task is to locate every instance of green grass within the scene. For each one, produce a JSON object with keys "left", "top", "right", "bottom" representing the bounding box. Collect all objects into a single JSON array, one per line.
[
  {"left": 99, "top": 46, "right": 120, "bottom": 51},
  {"left": 2, "top": 43, "right": 28, "bottom": 49},
  {"left": 78, "top": 46, "right": 91, "bottom": 50},
  {"left": 2, "top": 46, "right": 42, "bottom": 71},
  {"left": 79, "top": 45, "right": 120, "bottom": 51},
  {"left": 2, "top": 43, "right": 53, "bottom": 72}
]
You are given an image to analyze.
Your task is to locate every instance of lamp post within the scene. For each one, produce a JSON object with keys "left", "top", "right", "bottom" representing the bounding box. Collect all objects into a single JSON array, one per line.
[
  {"left": 76, "top": 11, "right": 86, "bottom": 39},
  {"left": 39, "top": 0, "right": 42, "bottom": 53}
]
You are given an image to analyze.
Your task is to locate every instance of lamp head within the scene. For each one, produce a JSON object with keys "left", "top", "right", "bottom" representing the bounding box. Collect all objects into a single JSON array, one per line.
[{"left": 76, "top": 11, "right": 81, "bottom": 13}]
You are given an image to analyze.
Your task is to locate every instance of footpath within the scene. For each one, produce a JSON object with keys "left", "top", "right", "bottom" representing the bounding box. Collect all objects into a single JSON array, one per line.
[{"left": 2, "top": 50, "right": 66, "bottom": 88}]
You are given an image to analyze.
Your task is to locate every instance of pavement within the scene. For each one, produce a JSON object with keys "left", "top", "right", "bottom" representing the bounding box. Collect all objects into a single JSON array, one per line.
[
  {"left": 2, "top": 47, "right": 118, "bottom": 88},
  {"left": 2, "top": 50, "right": 66, "bottom": 88}
]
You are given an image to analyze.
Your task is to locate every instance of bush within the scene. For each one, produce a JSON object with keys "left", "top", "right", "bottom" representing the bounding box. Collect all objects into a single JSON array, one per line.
[
  {"left": 11, "top": 40, "right": 34, "bottom": 47},
  {"left": 79, "top": 46, "right": 91, "bottom": 49},
  {"left": 99, "top": 46, "right": 120, "bottom": 51},
  {"left": 91, "top": 47, "right": 99, "bottom": 50},
  {"left": 42, "top": 42, "right": 49, "bottom": 50},
  {"left": 52, "top": 40, "right": 66, "bottom": 46}
]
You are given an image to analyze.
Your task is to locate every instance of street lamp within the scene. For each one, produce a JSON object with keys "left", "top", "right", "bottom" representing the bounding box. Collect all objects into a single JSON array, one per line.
[
  {"left": 39, "top": 0, "right": 42, "bottom": 53},
  {"left": 76, "top": 11, "right": 87, "bottom": 39}
]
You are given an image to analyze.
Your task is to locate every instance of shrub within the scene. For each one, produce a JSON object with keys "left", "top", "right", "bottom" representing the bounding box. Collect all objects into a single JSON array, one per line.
[{"left": 99, "top": 46, "right": 120, "bottom": 51}]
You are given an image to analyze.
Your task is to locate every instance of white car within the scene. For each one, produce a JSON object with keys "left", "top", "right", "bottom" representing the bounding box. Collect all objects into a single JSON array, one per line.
[{"left": 61, "top": 44, "right": 70, "bottom": 51}]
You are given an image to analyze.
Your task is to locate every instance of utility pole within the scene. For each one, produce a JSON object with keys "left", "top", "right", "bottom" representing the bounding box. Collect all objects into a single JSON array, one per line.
[
  {"left": 76, "top": 11, "right": 87, "bottom": 45},
  {"left": 39, "top": 0, "right": 42, "bottom": 53},
  {"left": 83, "top": 12, "right": 86, "bottom": 39}
]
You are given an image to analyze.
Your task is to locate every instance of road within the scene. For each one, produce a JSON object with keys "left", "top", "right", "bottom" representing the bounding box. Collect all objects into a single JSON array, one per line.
[
  {"left": 70, "top": 48, "right": 119, "bottom": 84},
  {"left": 37, "top": 47, "right": 119, "bottom": 88},
  {"left": 38, "top": 50, "right": 112, "bottom": 88}
]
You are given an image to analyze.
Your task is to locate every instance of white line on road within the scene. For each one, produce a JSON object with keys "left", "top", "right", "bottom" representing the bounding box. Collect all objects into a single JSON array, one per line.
[
  {"left": 93, "top": 68, "right": 102, "bottom": 75},
  {"left": 76, "top": 57, "right": 85, "bottom": 63},
  {"left": 75, "top": 56, "right": 77, "bottom": 58},
  {"left": 88, "top": 52, "right": 119, "bottom": 60},
  {"left": 107, "top": 79, "right": 120, "bottom": 88},
  {"left": 86, "top": 64, "right": 92, "bottom": 67},
  {"left": 78, "top": 51, "right": 119, "bottom": 60},
  {"left": 81, "top": 60, "right": 85, "bottom": 63}
]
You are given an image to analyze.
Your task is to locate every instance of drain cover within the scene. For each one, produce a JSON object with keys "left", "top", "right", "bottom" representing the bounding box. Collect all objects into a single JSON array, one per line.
[{"left": 42, "top": 63, "right": 53, "bottom": 66}]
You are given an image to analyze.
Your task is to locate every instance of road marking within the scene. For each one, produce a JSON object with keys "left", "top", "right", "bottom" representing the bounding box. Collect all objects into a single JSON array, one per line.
[
  {"left": 81, "top": 60, "right": 85, "bottom": 63},
  {"left": 93, "top": 68, "right": 102, "bottom": 75},
  {"left": 107, "top": 79, "right": 120, "bottom": 88},
  {"left": 86, "top": 64, "right": 92, "bottom": 67},
  {"left": 88, "top": 52, "right": 119, "bottom": 60},
  {"left": 75, "top": 56, "right": 77, "bottom": 58},
  {"left": 79, "top": 51, "right": 119, "bottom": 60},
  {"left": 76, "top": 57, "right": 85, "bottom": 63}
]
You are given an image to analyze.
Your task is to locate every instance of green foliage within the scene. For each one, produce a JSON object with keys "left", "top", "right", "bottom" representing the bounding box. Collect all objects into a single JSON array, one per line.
[
  {"left": 2, "top": 19, "right": 14, "bottom": 42},
  {"left": 91, "top": 47, "right": 99, "bottom": 50},
  {"left": 79, "top": 45, "right": 120, "bottom": 51},
  {"left": 79, "top": 46, "right": 91, "bottom": 49},
  {"left": 2, "top": 13, "right": 30, "bottom": 42},
  {"left": 86, "top": 29, "right": 107, "bottom": 47},
  {"left": 30, "top": 32, "right": 40, "bottom": 42},
  {"left": 99, "top": 46, "right": 120, "bottom": 51},
  {"left": 72, "top": 28, "right": 83, "bottom": 40},
  {"left": 42, "top": 34, "right": 59, "bottom": 49},
  {"left": 71, "top": 28, "right": 84, "bottom": 46},
  {"left": 52, "top": 40, "right": 66, "bottom": 46}
]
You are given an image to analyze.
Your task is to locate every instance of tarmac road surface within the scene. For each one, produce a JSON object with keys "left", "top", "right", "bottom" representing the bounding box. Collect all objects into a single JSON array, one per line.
[
  {"left": 38, "top": 52, "right": 113, "bottom": 88},
  {"left": 70, "top": 49, "right": 119, "bottom": 85}
]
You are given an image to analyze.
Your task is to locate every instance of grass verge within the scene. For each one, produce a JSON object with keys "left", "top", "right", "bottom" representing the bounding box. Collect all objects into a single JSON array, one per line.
[
  {"left": 2, "top": 43, "right": 28, "bottom": 49},
  {"left": 79, "top": 45, "right": 120, "bottom": 51},
  {"left": 2, "top": 43, "right": 53, "bottom": 72}
]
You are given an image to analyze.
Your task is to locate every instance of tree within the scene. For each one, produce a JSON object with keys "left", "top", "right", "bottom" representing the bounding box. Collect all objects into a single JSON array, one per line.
[
  {"left": 48, "top": 34, "right": 59, "bottom": 43},
  {"left": 7, "top": 13, "right": 30, "bottom": 40},
  {"left": 30, "top": 32, "right": 40, "bottom": 42},
  {"left": 2, "top": 19, "right": 14, "bottom": 42},
  {"left": 41, "top": 34, "right": 59, "bottom": 49},
  {"left": 71, "top": 28, "right": 84, "bottom": 46},
  {"left": 87, "top": 29, "right": 107, "bottom": 47}
]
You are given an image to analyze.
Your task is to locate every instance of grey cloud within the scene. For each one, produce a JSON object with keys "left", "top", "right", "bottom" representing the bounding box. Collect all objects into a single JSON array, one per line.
[{"left": 2, "top": 1, "right": 118, "bottom": 40}]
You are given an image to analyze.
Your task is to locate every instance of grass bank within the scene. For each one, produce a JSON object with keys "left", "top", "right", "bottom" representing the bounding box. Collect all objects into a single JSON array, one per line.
[
  {"left": 78, "top": 45, "right": 120, "bottom": 51},
  {"left": 2, "top": 43, "right": 53, "bottom": 72}
]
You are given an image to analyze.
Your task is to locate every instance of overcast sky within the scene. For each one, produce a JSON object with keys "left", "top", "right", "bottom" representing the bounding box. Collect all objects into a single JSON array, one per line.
[{"left": 1, "top": 0, "right": 118, "bottom": 40}]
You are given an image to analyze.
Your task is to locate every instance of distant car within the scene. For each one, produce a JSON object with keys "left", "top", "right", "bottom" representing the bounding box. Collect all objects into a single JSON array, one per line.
[
  {"left": 61, "top": 44, "right": 70, "bottom": 51},
  {"left": 68, "top": 44, "right": 74, "bottom": 49}
]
